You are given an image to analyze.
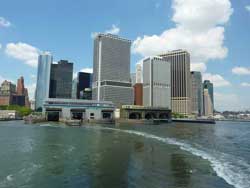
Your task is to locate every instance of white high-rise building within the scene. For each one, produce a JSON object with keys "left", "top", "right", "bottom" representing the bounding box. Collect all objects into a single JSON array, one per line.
[
  {"left": 35, "top": 52, "right": 53, "bottom": 110},
  {"left": 136, "top": 62, "right": 143, "bottom": 84},
  {"left": 143, "top": 57, "right": 171, "bottom": 109},
  {"left": 92, "top": 34, "right": 134, "bottom": 107}
]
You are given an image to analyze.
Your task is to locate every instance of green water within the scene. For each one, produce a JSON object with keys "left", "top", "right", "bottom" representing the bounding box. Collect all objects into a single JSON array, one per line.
[{"left": 0, "top": 120, "right": 249, "bottom": 188}]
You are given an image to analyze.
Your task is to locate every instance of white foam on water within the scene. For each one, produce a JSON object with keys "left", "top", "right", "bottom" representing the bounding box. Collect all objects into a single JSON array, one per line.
[
  {"left": 6, "top": 175, "right": 13, "bottom": 182},
  {"left": 92, "top": 127, "right": 250, "bottom": 188}
]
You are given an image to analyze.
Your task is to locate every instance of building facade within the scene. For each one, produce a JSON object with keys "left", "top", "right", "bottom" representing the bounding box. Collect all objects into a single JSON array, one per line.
[
  {"left": 191, "top": 71, "right": 203, "bottom": 116},
  {"left": 35, "top": 52, "right": 53, "bottom": 110},
  {"left": 134, "top": 83, "right": 143, "bottom": 106},
  {"left": 77, "top": 72, "right": 92, "bottom": 100},
  {"left": 49, "top": 60, "right": 73, "bottom": 99},
  {"left": 159, "top": 50, "right": 191, "bottom": 115},
  {"left": 143, "top": 57, "right": 171, "bottom": 109},
  {"left": 203, "top": 88, "right": 213, "bottom": 117},
  {"left": 92, "top": 33, "right": 133, "bottom": 107},
  {"left": 203, "top": 80, "right": 214, "bottom": 116}
]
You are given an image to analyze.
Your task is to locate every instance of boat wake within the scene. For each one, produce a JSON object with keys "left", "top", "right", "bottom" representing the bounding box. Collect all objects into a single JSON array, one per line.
[{"left": 90, "top": 127, "right": 250, "bottom": 188}]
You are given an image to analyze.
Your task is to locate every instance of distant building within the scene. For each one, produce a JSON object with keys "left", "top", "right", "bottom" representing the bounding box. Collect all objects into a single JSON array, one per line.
[
  {"left": 203, "top": 80, "right": 214, "bottom": 109},
  {"left": 159, "top": 50, "right": 191, "bottom": 115},
  {"left": 72, "top": 78, "right": 77, "bottom": 99},
  {"left": 35, "top": 52, "right": 53, "bottom": 110},
  {"left": 203, "top": 88, "right": 213, "bottom": 117},
  {"left": 191, "top": 71, "right": 203, "bottom": 116},
  {"left": 0, "top": 80, "right": 16, "bottom": 95},
  {"left": 134, "top": 83, "right": 143, "bottom": 106},
  {"left": 143, "top": 57, "right": 171, "bottom": 109},
  {"left": 92, "top": 33, "right": 133, "bottom": 107},
  {"left": 136, "top": 62, "right": 143, "bottom": 84},
  {"left": 203, "top": 80, "right": 214, "bottom": 116},
  {"left": 16, "top": 76, "right": 25, "bottom": 95},
  {"left": 49, "top": 60, "right": 73, "bottom": 99},
  {"left": 77, "top": 72, "right": 92, "bottom": 100}
]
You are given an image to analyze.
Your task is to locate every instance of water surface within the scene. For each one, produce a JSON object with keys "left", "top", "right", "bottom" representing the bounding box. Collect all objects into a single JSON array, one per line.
[{"left": 0, "top": 121, "right": 249, "bottom": 188}]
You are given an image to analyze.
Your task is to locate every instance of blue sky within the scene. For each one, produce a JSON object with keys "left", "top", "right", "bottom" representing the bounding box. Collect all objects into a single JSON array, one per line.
[{"left": 0, "top": 0, "right": 250, "bottom": 111}]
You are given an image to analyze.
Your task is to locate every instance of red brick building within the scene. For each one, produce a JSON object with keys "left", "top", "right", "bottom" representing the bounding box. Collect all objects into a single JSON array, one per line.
[{"left": 134, "top": 83, "right": 143, "bottom": 106}]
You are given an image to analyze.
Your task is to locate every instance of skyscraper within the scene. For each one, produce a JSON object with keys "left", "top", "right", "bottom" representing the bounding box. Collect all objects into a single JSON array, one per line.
[
  {"left": 77, "top": 72, "right": 92, "bottom": 100},
  {"left": 159, "top": 50, "right": 191, "bottom": 115},
  {"left": 35, "top": 52, "right": 53, "bottom": 110},
  {"left": 130, "top": 73, "right": 136, "bottom": 86},
  {"left": 92, "top": 33, "right": 133, "bottom": 107},
  {"left": 191, "top": 71, "right": 203, "bottom": 116},
  {"left": 134, "top": 83, "right": 143, "bottom": 106},
  {"left": 17, "top": 76, "right": 25, "bottom": 95},
  {"left": 49, "top": 60, "right": 73, "bottom": 99},
  {"left": 203, "top": 88, "right": 213, "bottom": 117},
  {"left": 203, "top": 80, "right": 214, "bottom": 116},
  {"left": 136, "top": 62, "right": 143, "bottom": 84},
  {"left": 143, "top": 57, "right": 171, "bottom": 108}
]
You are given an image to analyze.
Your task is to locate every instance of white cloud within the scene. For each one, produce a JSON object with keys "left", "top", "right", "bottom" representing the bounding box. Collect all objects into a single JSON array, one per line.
[
  {"left": 73, "top": 68, "right": 93, "bottom": 79},
  {"left": 80, "top": 68, "right": 93, "bottom": 73},
  {"left": 241, "top": 82, "right": 250, "bottom": 87},
  {"left": 246, "top": 5, "right": 250, "bottom": 12},
  {"left": 214, "top": 92, "right": 241, "bottom": 111},
  {"left": 232, "top": 67, "right": 250, "bottom": 75},
  {"left": 0, "top": 17, "right": 11, "bottom": 28},
  {"left": 105, "top": 24, "right": 120, "bottom": 35},
  {"left": 91, "top": 24, "right": 120, "bottom": 38},
  {"left": 0, "top": 44, "right": 2, "bottom": 49},
  {"left": 132, "top": 0, "right": 233, "bottom": 65},
  {"left": 26, "top": 83, "right": 36, "bottom": 100},
  {"left": 203, "top": 73, "right": 231, "bottom": 87},
  {"left": 191, "top": 63, "right": 207, "bottom": 73},
  {"left": 5, "top": 42, "right": 40, "bottom": 67}
]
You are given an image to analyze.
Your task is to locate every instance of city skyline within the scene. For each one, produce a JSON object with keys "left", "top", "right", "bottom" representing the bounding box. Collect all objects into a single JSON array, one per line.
[{"left": 0, "top": 0, "right": 250, "bottom": 111}]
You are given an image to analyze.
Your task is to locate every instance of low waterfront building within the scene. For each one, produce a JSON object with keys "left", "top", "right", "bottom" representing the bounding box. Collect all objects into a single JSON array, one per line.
[
  {"left": 120, "top": 105, "right": 171, "bottom": 120},
  {"left": 0, "top": 110, "right": 19, "bottom": 120},
  {"left": 43, "top": 98, "right": 115, "bottom": 121}
]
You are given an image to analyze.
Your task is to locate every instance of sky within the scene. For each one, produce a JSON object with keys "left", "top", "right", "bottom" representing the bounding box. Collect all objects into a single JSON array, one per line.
[{"left": 0, "top": 0, "right": 250, "bottom": 111}]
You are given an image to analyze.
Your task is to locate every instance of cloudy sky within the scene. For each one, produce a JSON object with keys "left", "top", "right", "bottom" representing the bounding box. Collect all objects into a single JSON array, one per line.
[{"left": 0, "top": 0, "right": 249, "bottom": 111}]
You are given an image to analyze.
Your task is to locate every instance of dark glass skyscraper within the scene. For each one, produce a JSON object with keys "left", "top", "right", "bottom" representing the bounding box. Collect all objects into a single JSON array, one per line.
[
  {"left": 77, "top": 72, "right": 92, "bottom": 100},
  {"left": 49, "top": 60, "right": 73, "bottom": 99},
  {"left": 203, "top": 80, "right": 214, "bottom": 111}
]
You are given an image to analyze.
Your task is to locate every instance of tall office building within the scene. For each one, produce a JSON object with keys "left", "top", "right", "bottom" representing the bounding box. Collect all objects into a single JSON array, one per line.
[
  {"left": 203, "top": 80, "right": 214, "bottom": 116},
  {"left": 159, "top": 50, "right": 191, "bottom": 115},
  {"left": 72, "top": 78, "right": 77, "bottom": 99},
  {"left": 92, "top": 33, "right": 133, "bottom": 107},
  {"left": 191, "top": 71, "right": 203, "bottom": 116},
  {"left": 77, "top": 72, "right": 92, "bottom": 100},
  {"left": 136, "top": 62, "right": 143, "bottom": 84},
  {"left": 49, "top": 60, "right": 73, "bottom": 99},
  {"left": 143, "top": 57, "right": 171, "bottom": 108},
  {"left": 35, "top": 52, "right": 53, "bottom": 110},
  {"left": 203, "top": 88, "right": 213, "bottom": 117}
]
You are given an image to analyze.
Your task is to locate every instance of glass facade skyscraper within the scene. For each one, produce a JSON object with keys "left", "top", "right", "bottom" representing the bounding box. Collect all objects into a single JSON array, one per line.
[
  {"left": 77, "top": 72, "right": 92, "bottom": 100},
  {"left": 35, "top": 52, "right": 53, "bottom": 110},
  {"left": 191, "top": 71, "right": 203, "bottom": 116},
  {"left": 49, "top": 60, "right": 73, "bottom": 99},
  {"left": 203, "top": 80, "right": 214, "bottom": 115}
]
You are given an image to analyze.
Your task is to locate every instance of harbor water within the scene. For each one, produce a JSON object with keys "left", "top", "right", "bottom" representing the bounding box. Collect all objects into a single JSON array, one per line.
[{"left": 0, "top": 121, "right": 249, "bottom": 188}]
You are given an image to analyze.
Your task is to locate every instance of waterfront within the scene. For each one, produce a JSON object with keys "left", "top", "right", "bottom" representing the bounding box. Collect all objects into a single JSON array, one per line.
[{"left": 0, "top": 121, "right": 249, "bottom": 188}]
